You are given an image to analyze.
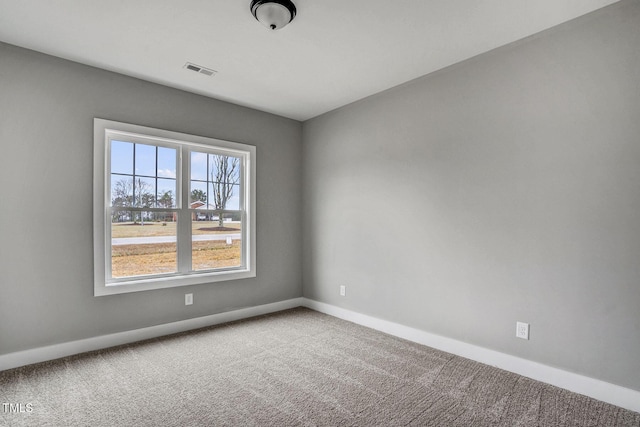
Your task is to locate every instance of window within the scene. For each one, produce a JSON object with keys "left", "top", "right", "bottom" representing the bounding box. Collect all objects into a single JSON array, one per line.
[{"left": 93, "top": 119, "right": 256, "bottom": 296}]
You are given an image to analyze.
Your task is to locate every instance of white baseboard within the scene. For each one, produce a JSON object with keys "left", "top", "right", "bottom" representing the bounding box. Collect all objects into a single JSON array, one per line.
[
  {"left": 2, "top": 296, "right": 638, "bottom": 414},
  {"left": 0, "top": 297, "right": 304, "bottom": 372},
  {"left": 301, "top": 298, "right": 640, "bottom": 414}
]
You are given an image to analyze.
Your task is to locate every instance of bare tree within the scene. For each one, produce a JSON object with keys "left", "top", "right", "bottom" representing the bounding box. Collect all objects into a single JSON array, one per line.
[
  {"left": 210, "top": 155, "right": 240, "bottom": 227},
  {"left": 134, "top": 178, "right": 154, "bottom": 208},
  {"left": 112, "top": 178, "right": 133, "bottom": 207},
  {"left": 111, "top": 178, "right": 133, "bottom": 222},
  {"left": 111, "top": 178, "right": 153, "bottom": 223},
  {"left": 133, "top": 178, "right": 154, "bottom": 224}
]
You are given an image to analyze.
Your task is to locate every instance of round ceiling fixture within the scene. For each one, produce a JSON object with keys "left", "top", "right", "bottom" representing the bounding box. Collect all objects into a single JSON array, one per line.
[{"left": 250, "top": 0, "right": 297, "bottom": 30}]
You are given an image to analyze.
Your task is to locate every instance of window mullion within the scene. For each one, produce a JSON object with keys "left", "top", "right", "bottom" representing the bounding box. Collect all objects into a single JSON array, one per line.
[{"left": 177, "top": 147, "right": 192, "bottom": 273}]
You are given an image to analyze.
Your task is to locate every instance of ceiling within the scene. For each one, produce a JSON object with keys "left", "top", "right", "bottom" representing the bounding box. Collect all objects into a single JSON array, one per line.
[{"left": 0, "top": 0, "right": 620, "bottom": 121}]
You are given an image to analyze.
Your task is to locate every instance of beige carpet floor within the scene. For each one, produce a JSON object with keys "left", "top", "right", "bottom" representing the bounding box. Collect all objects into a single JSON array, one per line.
[{"left": 1, "top": 307, "right": 638, "bottom": 426}]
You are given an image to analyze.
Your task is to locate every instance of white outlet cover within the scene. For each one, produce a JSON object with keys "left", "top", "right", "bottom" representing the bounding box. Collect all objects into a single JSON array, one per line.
[
  {"left": 516, "top": 321, "right": 529, "bottom": 340},
  {"left": 339, "top": 285, "right": 346, "bottom": 296},
  {"left": 185, "top": 293, "right": 193, "bottom": 306}
]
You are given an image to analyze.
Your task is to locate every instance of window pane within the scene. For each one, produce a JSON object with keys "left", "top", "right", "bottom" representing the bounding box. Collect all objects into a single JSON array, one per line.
[
  {"left": 191, "top": 213, "right": 242, "bottom": 271},
  {"left": 191, "top": 151, "right": 208, "bottom": 181},
  {"left": 227, "top": 184, "right": 240, "bottom": 210},
  {"left": 208, "top": 183, "right": 240, "bottom": 210},
  {"left": 135, "top": 143, "right": 156, "bottom": 177},
  {"left": 157, "top": 179, "right": 176, "bottom": 208},
  {"left": 111, "top": 141, "right": 133, "bottom": 175},
  {"left": 111, "top": 212, "right": 177, "bottom": 278},
  {"left": 157, "top": 147, "right": 177, "bottom": 178},
  {"left": 133, "top": 177, "right": 155, "bottom": 208},
  {"left": 190, "top": 181, "right": 208, "bottom": 207},
  {"left": 110, "top": 176, "right": 133, "bottom": 207},
  {"left": 209, "top": 154, "right": 241, "bottom": 184}
]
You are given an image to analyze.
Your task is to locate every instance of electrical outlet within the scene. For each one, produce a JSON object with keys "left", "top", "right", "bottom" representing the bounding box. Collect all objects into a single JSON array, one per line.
[
  {"left": 185, "top": 293, "right": 193, "bottom": 306},
  {"left": 339, "top": 285, "right": 346, "bottom": 297},
  {"left": 516, "top": 321, "right": 529, "bottom": 340}
]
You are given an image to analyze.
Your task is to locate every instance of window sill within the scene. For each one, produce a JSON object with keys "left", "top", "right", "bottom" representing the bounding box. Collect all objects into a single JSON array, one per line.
[{"left": 94, "top": 269, "right": 256, "bottom": 296}]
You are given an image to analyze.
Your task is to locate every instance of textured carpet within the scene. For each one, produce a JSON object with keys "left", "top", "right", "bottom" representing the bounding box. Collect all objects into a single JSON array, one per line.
[{"left": 1, "top": 308, "right": 638, "bottom": 426}]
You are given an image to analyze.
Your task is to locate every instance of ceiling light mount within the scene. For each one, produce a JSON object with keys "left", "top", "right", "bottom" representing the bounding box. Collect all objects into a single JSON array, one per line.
[{"left": 250, "top": 0, "right": 296, "bottom": 31}]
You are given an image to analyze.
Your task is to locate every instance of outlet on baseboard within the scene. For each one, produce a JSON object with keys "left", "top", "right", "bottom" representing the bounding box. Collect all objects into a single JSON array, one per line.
[
  {"left": 516, "top": 321, "right": 529, "bottom": 340},
  {"left": 185, "top": 293, "right": 193, "bottom": 306},
  {"left": 339, "top": 285, "right": 346, "bottom": 297}
]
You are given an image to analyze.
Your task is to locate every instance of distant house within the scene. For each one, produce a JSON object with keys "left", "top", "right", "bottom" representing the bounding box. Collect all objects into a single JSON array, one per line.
[
  {"left": 171, "top": 201, "right": 218, "bottom": 221},
  {"left": 190, "top": 200, "right": 206, "bottom": 210}
]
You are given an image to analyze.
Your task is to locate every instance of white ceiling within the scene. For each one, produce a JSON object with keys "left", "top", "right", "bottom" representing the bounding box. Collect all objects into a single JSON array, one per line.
[{"left": 0, "top": 0, "right": 620, "bottom": 121}]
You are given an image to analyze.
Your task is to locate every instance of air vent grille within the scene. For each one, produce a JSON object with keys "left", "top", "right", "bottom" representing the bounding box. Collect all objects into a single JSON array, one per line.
[{"left": 184, "top": 62, "right": 217, "bottom": 77}]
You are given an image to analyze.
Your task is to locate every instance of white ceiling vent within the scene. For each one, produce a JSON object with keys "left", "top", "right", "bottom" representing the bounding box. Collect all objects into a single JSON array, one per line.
[{"left": 183, "top": 62, "right": 217, "bottom": 77}]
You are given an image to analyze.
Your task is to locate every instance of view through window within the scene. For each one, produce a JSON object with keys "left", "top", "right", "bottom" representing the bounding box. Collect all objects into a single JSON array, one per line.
[
  {"left": 110, "top": 140, "right": 179, "bottom": 277},
  {"left": 94, "top": 119, "right": 256, "bottom": 296}
]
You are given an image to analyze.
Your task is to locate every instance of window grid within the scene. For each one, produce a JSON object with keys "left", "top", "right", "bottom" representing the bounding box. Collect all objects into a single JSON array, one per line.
[{"left": 94, "top": 118, "right": 256, "bottom": 296}]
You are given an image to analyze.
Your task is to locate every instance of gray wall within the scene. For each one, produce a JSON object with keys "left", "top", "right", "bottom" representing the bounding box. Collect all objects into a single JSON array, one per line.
[
  {"left": 0, "top": 42, "right": 302, "bottom": 355},
  {"left": 2, "top": 0, "right": 639, "bottom": 395},
  {"left": 302, "top": 0, "right": 640, "bottom": 391}
]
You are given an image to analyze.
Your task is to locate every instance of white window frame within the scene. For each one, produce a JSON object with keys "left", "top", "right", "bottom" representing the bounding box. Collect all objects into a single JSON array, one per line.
[{"left": 93, "top": 118, "right": 256, "bottom": 296}]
